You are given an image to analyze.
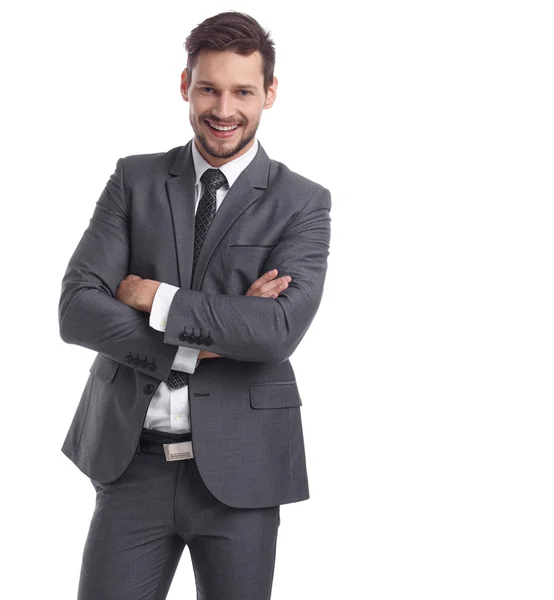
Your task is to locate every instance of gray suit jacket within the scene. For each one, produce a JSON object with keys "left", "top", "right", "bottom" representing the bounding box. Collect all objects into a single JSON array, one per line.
[{"left": 59, "top": 139, "right": 332, "bottom": 508}]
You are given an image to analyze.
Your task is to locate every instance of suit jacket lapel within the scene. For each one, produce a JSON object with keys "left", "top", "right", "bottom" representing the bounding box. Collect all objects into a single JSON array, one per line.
[
  {"left": 166, "top": 139, "right": 271, "bottom": 291},
  {"left": 166, "top": 142, "right": 195, "bottom": 291}
]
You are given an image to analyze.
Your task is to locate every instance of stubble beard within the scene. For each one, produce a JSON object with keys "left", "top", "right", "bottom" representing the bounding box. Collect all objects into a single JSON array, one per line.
[{"left": 192, "top": 115, "right": 259, "bottom": 160}]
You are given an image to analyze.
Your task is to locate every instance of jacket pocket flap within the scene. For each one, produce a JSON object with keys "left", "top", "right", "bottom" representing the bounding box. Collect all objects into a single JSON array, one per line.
[
  {"left": 89, "top": 354, "right": 120, "bottom": 383},
  {"left": 250, "top": 381, "right": 302, "bottom": 409},
  {"left": 228, "top": 244, "right": 275, "bottom": 257}
]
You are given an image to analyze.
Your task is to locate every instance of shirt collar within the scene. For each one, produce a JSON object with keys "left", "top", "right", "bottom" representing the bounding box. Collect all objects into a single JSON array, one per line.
[{"left": 191, "top": 137, "right": 259, "bottom": 189}]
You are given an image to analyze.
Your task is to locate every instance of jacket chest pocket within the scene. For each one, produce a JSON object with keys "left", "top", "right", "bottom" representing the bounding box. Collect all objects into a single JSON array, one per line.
[
  {"left": 227, "top": 244, "right": 274, "bottom": 258},
  {"left": 223, "top": 244, "right": 275, "bottom": 293}
]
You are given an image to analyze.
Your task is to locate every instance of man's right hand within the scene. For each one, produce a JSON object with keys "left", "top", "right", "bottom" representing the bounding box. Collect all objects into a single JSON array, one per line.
[{"left": 198, "top": 269, "right": 292, "bottom": 360}]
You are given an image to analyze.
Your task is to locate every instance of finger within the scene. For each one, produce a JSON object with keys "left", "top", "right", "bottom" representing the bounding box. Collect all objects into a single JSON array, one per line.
[
  {"left": 246, "top": 270, "right": 278, "bottom": 296},
  {"left": 249, "top": 269, "right": 279, "bottom": 292},
  {"left": 249, "top": 277, "right": 291, "bottom": 298},
  {"left": 246, "top": 277, "right": 288, "bottom": 297},
  {"left": 257, "top": 276, "right": 292, "bottom": 296}
]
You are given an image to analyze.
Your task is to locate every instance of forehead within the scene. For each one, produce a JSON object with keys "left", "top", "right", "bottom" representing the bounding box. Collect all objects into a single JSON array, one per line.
[{"left": 192, "top": 49, "right": 264, "bottom": 87}]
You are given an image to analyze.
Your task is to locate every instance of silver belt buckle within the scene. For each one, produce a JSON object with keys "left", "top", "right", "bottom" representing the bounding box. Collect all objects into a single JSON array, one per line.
[{"left": 163, "top": 441, "right": 194, "bottom": 461}]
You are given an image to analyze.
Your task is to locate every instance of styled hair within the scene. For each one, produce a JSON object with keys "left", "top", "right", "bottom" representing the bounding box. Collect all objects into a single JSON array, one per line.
[{"left": 184, "top": 11, "right": 276, "bottom": 95}]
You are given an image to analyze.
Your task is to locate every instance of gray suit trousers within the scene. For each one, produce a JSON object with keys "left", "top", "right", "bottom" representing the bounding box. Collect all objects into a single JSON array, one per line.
[{"left": 77, "top": 431, "right": 281, "bottom": 600}]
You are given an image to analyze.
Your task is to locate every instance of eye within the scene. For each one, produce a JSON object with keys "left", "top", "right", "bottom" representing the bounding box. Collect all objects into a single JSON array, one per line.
[
  {"left": 201, "top": 87, "right": 214, "bottom": 93},
  {"left": 238, "top": 90, "right": 252, "bottom": 96}
]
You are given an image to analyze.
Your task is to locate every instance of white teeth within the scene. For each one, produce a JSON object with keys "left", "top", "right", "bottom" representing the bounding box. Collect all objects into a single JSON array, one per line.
[{"left": 208, "top": 121, "right": 238, "bottom": 132}]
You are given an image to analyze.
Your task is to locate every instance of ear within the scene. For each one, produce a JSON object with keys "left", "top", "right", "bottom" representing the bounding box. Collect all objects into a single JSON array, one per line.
[
  {"left": 263, "top": 75, "right": 278, "bottom": 110},
  {"left": 180, "top": 68, "right": 189, "bottom": 102}
]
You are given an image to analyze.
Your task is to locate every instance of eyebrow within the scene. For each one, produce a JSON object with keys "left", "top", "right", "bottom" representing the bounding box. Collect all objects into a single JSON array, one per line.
[{"left": 195, "top": 80, "right": 259, "bottom": 91}]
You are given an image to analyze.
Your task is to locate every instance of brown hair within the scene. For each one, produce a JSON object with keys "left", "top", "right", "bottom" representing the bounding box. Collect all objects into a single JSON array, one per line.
[{"left": 184, "top": 11, "right": 276, "bottom": 95}]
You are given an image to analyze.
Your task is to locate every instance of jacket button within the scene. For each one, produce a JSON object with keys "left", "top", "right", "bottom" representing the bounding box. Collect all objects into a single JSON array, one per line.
[
  {"left": 143, "top": 383, "right": 155, "bottom": 394},
  {"left": 179, "top": 333, "right": 187, "bottom": 342}
]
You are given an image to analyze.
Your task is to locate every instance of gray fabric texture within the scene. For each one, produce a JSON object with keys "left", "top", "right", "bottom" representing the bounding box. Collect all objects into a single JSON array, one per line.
[
  {"left": 59, "top": 139, "right": 332, "bottom": 508},
  {"left": 79, "top": 447, "right": 279, "bottom": 599}
]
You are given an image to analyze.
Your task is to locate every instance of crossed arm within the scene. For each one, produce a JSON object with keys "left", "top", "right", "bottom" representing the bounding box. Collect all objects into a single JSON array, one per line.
[
  {"left": 58, "top": 157, "right": 331, "bottom": 382},
  {"left": 117, "top": 269, "right": 293, "bottom": 362}
]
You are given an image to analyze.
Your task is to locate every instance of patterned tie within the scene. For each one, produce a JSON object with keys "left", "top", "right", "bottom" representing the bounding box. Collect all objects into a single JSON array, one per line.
[{"left": 166, "top": 168, "right": 228, "bottom": 390}]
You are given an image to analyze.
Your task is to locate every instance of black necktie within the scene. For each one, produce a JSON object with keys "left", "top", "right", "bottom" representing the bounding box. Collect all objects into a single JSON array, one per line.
[{"left": 166, "top": 168, "right": 228, "bottom": 390}]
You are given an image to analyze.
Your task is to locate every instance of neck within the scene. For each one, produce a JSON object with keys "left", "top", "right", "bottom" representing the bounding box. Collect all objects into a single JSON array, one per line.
[{"left": 193, "top": 136, "right": 256, "bottom": 167}]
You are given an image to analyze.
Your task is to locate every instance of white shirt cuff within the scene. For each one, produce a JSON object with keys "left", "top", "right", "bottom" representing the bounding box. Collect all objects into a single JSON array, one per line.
[
  {"left": 149, "top": 282, "right": 180, "bottom": 332},
  {"left": 171, "top": 346, "right": 201, "bottom": 373}
]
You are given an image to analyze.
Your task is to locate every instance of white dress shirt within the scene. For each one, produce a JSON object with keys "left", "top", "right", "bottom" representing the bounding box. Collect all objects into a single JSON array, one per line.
[{"left": 145, "top": 137, "right": 260, "bottom": 433}]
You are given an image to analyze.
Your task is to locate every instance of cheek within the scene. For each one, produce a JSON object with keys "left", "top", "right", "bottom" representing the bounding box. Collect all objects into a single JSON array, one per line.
[{"left": 245, "top": 107, "right": 263, "bottom": 126}]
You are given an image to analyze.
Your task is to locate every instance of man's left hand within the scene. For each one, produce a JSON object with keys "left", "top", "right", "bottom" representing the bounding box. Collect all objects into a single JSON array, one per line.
[{"left": 116, "top": 275, "right": 161, "bottom": 313}]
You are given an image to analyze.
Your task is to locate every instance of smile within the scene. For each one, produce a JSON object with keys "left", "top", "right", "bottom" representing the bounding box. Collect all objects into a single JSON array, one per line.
[
  {"left": 207, "top": 121, "right": 239, "bottom": 131},
  {"left": 205, "top": 120, "right": 242, "bottom": 138}
]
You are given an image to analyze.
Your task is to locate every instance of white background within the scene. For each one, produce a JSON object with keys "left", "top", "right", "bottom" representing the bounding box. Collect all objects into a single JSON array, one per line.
[{"left": 2, "top": 1, "right": 553, "bottom": 598}]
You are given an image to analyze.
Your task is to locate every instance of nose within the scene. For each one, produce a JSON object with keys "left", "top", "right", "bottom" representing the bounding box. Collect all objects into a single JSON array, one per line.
[{"left": 211, "top": 92, "right": 236, "bottom": 122}]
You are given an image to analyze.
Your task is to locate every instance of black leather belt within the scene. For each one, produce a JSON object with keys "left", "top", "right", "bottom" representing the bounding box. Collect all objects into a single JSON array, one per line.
[{"left": 139, "top": 428, "right": 194, "bottom": 461}]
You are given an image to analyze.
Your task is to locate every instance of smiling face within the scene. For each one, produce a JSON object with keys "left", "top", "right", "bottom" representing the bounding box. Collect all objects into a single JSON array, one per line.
[{"left": 181, "top": 49, "right": 278, "bottom": 167}]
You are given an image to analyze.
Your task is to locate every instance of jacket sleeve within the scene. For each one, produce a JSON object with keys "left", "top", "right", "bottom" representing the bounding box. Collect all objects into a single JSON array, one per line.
[
  {"left": 162, "top": 186, "right": 332, "bottom": 363},
  {"left": 58, "top": 157, "right": 179, "bottom": 382}
]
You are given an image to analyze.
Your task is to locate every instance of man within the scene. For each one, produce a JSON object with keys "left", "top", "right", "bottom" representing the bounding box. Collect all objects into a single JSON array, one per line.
[{"left": 59, "top": 11, "right": 332, "bottom": 600}]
